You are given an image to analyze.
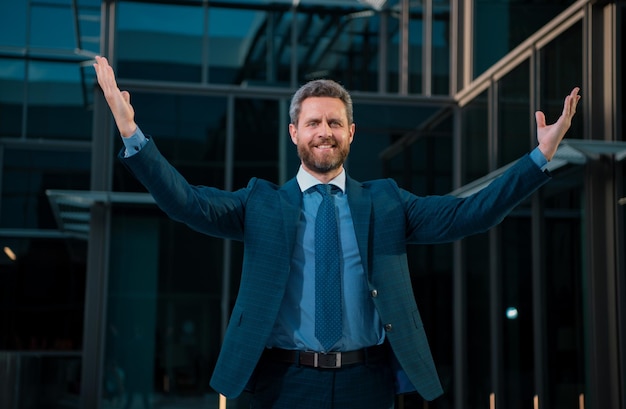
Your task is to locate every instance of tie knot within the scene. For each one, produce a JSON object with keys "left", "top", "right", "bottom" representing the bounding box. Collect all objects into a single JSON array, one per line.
[{"left": 314, "top": 184, "right": 339, "bottom": 196}]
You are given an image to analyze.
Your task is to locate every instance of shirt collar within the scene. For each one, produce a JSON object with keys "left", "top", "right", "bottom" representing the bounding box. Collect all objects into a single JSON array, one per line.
[{"left": 296, "top": 165, "right": 346, "bottom": 193}]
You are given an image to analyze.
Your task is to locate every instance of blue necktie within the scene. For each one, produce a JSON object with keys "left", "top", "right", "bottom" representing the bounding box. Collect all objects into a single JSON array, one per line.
[{"left": 314, "top": 184, "right": 342, "bottom": 351}]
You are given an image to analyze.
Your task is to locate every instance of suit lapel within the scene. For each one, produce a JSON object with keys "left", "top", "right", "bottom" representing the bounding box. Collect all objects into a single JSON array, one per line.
[{"left": 346, "top": 176, "right": 372, "bottom": 278}]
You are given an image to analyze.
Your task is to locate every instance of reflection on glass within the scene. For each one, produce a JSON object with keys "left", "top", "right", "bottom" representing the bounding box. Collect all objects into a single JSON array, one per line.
[
  {"left": 1, "top": 149, "right": 90, "bottom": 229},
  {"left": 0, "top": 353, "right": 82, "bottom": 408},
  {"left": 0, "top": 2, "right": 27, "bottom": 47},
  {"left": 30, "top": 5, "right": 76, "bottom": 49},
  {"left": 498, "top": 62, "right": 530, "bottom": 166},
  {"left": 0, "top": 59, "right": 25, "bottom": 138},
  {"left": 117, "top": 2, "right": 204, "bottom": 82},
  {"left": 0, "top": 237, "right": 86, "bottom": 351},
  {"left": 461, "top": 90, "right": 488, "bottom": 183},
  {"left": 474, "top": 0, "right": 575, "bottom": 78},
  {"left": 26, "top": 61, "right": 93, "bottom": 140}
]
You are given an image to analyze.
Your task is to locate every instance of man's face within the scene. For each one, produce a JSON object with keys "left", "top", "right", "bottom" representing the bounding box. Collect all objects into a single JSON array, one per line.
[{"left": 289, "top": 96, "right": 355, "bottom": 180}]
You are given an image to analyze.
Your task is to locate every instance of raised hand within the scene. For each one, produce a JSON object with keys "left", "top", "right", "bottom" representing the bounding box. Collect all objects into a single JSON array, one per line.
[
  {"left": 93, "top": 56, "right": 137, "bottom": 137},
  {"left": 536, "top": 87, "right": 581, "bottom": 161}
]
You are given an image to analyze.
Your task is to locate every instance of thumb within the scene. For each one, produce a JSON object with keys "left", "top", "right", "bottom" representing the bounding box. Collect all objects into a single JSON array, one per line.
[
  {"left": 535, "top": 111, "right": 546, "bottom": 128},
  {"left": 121, "top": 90, "right": 131, "bottom": 105}
]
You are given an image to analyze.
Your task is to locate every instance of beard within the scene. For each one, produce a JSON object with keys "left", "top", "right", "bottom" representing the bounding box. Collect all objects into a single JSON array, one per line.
[{"left": 297, "top": 138, "right": 350, "bottom": 174}]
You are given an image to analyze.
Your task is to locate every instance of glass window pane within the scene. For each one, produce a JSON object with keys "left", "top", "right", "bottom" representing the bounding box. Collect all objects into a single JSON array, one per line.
[
  {"left": 113, "top": 93, "right": 228, "bottom": 192},
  {"left": 498, "top": 62, "right": 531, "bottom": 166},
  {"left": 30, "top": 5, "right": 76, "bottom": 50},
  {"left": 408, "top": 10, "right": 423, "bottom": 94},
  {"left": 105, "top": 208, "right": 224, "bottom": 407},
  {"left": 208, "top": 7, "right": 271, "bottom": 85},
  {"left": 77, "top": 3, "right": 102, "bottom": 54},
  {"left": 234, "top": 98, "right": 280, "bottom": 185},
  {"left": 501, "top": 217, "right": 534, "bottom": 408},
  {"left": 295, "top": 6, "right": 381, "bottom": 91},
  {"left": 461, "top": 90, "right": 489, "bottom": 183},
  {"left": 465, "top": 233, "right": 491, "bottom": 407},
  {"left": 0, "top": 59, "right": 25, "bottom": 138},
  {"left": 433, "top": 0, "right": 450, "bottom": 95},
  {"left": 474, "top": 0, "right": 576, "bottom": 78},
  {"left": 117, "top": 2, "right": 204, "bottom": 82},
  {"left": 539, "top": 23, "right": 584, "bottom": 140},
  {"left": 26, "top": 61, "right": 92, "bottom": 140},
  {"left": 0, "top": 354, "right": 82, "bottom": 406},
  {"left": 355, "top": 103, "right": 440, "bottom": 182},
  {"left": 0, "top": 2, "right": 27, "bottom": 47},
  {"left": 543, "top": 167, "right": 585, "bottom": 408},
  {"left": 0, "top": 236, "right": 86, "bottom": 350},
  {"left": 1, "top": 149, "right": 90, "bottom": 229}
]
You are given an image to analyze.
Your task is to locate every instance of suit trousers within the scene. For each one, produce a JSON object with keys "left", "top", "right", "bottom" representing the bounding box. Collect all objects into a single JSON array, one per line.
[{"left": 247, "top": 353, "right": 395, "bottom": 409}]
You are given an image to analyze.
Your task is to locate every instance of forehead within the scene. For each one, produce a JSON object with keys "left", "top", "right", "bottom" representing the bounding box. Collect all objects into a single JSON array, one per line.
[{"left": 299, "top": 97, "right": 347, "bottom": 119}]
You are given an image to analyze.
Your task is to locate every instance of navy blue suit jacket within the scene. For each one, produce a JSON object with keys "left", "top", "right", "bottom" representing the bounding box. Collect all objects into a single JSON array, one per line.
[{"left": 121, "top": 139, "right": 551, "bottom": 401}]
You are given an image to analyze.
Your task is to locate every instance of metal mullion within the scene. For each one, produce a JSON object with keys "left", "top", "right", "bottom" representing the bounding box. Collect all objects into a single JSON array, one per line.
[{"left": 422, "top": 0, "right": 433, "bottom": 96}]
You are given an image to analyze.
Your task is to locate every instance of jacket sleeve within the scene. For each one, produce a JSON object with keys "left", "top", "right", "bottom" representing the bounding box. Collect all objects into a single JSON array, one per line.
[
  {"left": 399, "top": 153, "right": 551, "bottom": 244},
  {"left": 119, "top": 137, "right": 250, "bottom": 241}
]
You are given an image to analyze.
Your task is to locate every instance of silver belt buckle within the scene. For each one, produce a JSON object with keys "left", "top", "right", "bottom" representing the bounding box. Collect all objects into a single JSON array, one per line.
[{"left": 314, "top": 352, "right": 342, "bottom": 368}]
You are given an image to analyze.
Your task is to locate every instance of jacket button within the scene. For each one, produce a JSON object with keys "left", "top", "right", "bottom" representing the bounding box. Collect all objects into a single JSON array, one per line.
[
  {"left": 384, "top": 323, "right": 393, "bottom": 332},
  {"left": 371, "top": 289, "right": 378, "bottom": 298}
]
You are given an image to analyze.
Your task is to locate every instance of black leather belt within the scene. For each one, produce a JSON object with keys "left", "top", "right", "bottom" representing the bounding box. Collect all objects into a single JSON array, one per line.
[{"left": 264, "top": 345, "right": 387, "bottom": 369}]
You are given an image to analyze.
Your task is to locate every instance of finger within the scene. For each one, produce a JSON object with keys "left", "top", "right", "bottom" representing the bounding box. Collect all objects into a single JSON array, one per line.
[
  {"left": 564, "top": 87, "right": 581, "bottom": 117},
  {"left": 535, "top": 111, "right": 546, "bottom": 128}
]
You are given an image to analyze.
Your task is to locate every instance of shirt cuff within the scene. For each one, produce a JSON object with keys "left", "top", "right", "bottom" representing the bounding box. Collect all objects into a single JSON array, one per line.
[
  {"left": 122, "top": 127, "right": 148, "bottom": 158},
  {"left": 529, "top": 147, "right": 549, "bottom": 170}
]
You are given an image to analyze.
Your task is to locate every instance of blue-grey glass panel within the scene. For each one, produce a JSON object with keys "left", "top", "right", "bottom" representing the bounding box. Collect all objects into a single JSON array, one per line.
[
  {"left": 465, "top": 232, "right": 491, "bottom": 407},
  {"left": 207, "top": 7, "right": 272, "bottom": 85},
  {"left": 104, "top": 206, "right": 223, "bottom": 407},
  {"left": 542, "top": 150, "right": 584, "bottom": 407},
  {"left": 113, "top": 93, "right": 228, "bottom": 192},
  {"left": 0, "top": 354, "right": 82, "bottom": 407},
  {"left": 117, "top": 2, "right": 204, "bottom": 82},
  {"left": 351, "top": 103, "right": 440, "bottom": 181},
  {"left": 0, "top": 2, "right": 27, "bottom": 47},
  {"left": 461, "top": 90, "right": 489, "bottom": 183},
  {"left": 1, "top": 149, "right": 90, "bottom": 229},
  {"left": 0, "top": 236, "right": 86, "bottom": 350},
  {"left": 498, "top": 61, "right": 531, "bottom": 166},
  {"left": 30, "top": 4, "right": 76, "bottom": 50},
  {"left": 501, "top": 217, "right": 535, "bottom": 408},
  {"left": 76, "top": 3, "right": 102, "bottom": 54},
  {"left": 295, "top": 8, "right": 381, "bottom": 91},
  {"left": 408, "top": 13, "right": 423, "bottom": 94},
  {"left": 539, "top": 22, "right": 583, "bottom": 140},
  {"left": 474, "top": 0, "right": 575, "bottom": 78},
  {"left": 0, "top": 59, "right": 25, "bottom": 138},
  {"left": 233, "top": 98, "right": 280, "bottom": 185},
  {"left": 26, "top": 61, "right": 92, "bottom": 140},
  {"left": 433, "top": 0, "right": 450, "bottom": 95}
]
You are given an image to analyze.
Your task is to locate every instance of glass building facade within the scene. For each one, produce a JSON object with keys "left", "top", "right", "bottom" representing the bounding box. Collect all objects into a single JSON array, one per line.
[{"left": 0, "top": 0, "right": 623, "bottom": 408}]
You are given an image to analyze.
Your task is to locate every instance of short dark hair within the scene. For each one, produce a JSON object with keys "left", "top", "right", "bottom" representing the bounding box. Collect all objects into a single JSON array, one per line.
[{"left": 289, "top": 79, "right": 353, "bottom": 126}]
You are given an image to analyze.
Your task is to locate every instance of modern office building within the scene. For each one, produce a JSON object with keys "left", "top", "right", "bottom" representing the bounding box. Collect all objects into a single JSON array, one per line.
[{"left": 0, "top": 0, "right": 623, "bottom": 408}]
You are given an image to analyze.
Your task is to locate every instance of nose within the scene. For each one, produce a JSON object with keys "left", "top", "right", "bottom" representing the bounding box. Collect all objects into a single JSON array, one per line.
[{"left": 319, "top": 120, "right": 333, "bottom": 137}]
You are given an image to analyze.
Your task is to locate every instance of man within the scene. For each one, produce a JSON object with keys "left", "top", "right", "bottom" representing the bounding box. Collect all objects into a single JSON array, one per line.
[{"left": 94, "top": 56, "right": 580, "bottom": 408}]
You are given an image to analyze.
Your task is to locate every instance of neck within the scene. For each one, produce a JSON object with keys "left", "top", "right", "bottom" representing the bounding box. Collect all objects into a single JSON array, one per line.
[{"left": 302, "top": 164, "right": 344, "bottom": 184}]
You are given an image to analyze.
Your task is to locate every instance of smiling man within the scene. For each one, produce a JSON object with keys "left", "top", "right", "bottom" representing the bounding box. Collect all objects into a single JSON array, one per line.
[{"left": 94, "top": 55, "right": 580, "bottom": 409}]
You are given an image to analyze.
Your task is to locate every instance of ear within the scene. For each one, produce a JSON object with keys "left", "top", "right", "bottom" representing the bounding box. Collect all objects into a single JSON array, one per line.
[
  {"left": 289, "top": 123, "right": 298, "bottom": 145},
  {"left": 349, "top": 123, "right": 355, "bottom": 144}
]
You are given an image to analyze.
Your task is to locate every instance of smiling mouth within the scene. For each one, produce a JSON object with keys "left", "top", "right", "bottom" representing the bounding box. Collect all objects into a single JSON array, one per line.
[{"left": 316, "top": 144, "right": 334, "bottom": 150}]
